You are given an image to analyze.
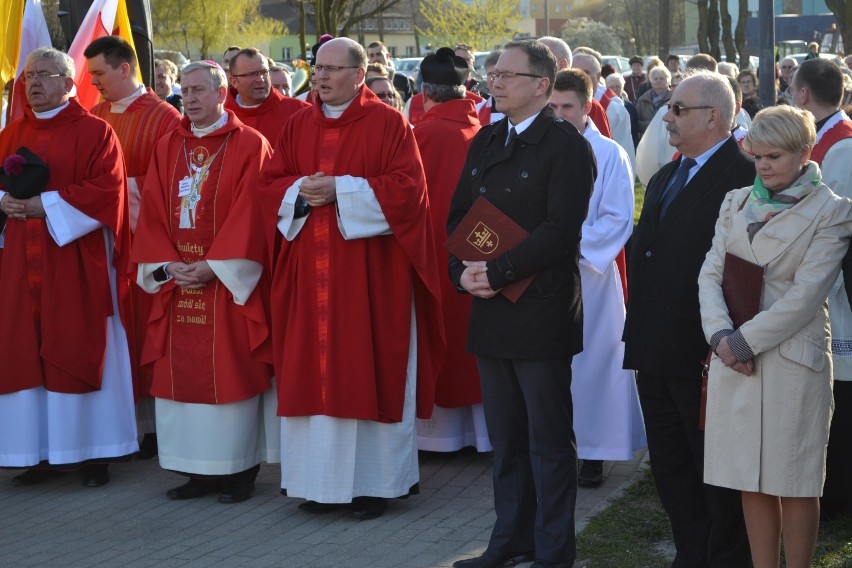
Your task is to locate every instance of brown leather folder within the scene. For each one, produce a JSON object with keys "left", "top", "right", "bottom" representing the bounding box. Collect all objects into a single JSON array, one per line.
[
  {"left": 700, "top": 253, "right": 763, "bottom": 430},
  {"left": 721, "top": 252, "right": 764, "bottom": 328},
  {"left": 445, "top": 196, "right": 534, "bottom": 303}
]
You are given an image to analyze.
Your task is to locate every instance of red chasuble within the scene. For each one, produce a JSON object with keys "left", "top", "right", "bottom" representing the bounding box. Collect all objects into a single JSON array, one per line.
[
  {"left": 224, "top": 88, "right": 310, "bottom": 145},
  {"left": 91, "top": 89, "right": 180, "bottom": 400},
  {"left": 408, "top": 90, "right": 484, "bottom": 127},
  {"left": 132, "top": 111, "right": 273, "bottom": 404},
  {"left": 811, "top": 117, "right": 852, "bottom": 165},
  {"left": 0, "top": 99, "right": 133, "bottom": 394},
  {"left": 260, "top": 87, "right": 446, "bottom": 423},
  {"left": 90, "top": 89, "right": 181, "bottom": 190},
  {"left": 413, "top": 98, "right": 482, "bottom": 408}
]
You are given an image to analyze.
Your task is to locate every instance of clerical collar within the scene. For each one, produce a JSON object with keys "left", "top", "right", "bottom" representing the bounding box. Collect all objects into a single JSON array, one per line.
[
  {"left": 110, "top": 84, "right": 146, "bottom": 113},
  {"left": 235, "top": 94, "right": 263, "bottom": 109},
  {"left": 33, "top": 100, "right": 70, "bottom": 119},
  {"left": 322, "top": 95, "right": 356, "bottom": 119},
  {"left": 815, "top": 110, "right": 840, "bottom": 133},
  {"left": 192, "top": 111, "right": 228, "bottom": 138}
]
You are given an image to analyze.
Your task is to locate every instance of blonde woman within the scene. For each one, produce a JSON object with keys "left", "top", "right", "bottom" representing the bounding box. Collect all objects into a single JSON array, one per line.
[{"left": 698, "top": 105, "right": 852, "bottom": 567}]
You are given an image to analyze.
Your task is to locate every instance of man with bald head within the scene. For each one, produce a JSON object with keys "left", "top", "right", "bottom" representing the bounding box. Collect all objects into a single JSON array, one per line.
[
  {"left": 260, "top": 37, "right": 444, "bottom": 520},
  {"left": 573, "top": 49, "right": 636, "bottom": 173},
  {"left": 537, "top": 37, "right": 612, "bottom": 138},
  {"left": 623, "top": 71, "right": 753, "bottom": 567}
]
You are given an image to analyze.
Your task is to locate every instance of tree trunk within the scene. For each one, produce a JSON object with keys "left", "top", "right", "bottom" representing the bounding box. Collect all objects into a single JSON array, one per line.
[
  {"left": 735, "top": 0, "right": 748, "bottom": 67},
  {"left": 708, "top": 0, "right": 721, "bottom": 60},
  {"left": 659, "top": 0, "right": 670, "bottom": 59},
  {"left": 299, "top": 0, "right": 307, "bottom": 59},
  {"left": 697, "top": 0, "right": 709, "bottom": 53},
  {"left": 720, "top": 0, "right": 737, "bottom": 62}
]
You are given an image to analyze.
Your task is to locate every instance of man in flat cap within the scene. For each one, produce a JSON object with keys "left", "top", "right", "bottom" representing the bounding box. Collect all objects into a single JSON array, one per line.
[{"left": 412, "top": 48, "right": 487, "bottom": 453}]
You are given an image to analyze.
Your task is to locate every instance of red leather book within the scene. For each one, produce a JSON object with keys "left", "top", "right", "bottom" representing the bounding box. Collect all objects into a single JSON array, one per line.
[{"left": 445, "top": 196, "right": 534, "bottom": 303}]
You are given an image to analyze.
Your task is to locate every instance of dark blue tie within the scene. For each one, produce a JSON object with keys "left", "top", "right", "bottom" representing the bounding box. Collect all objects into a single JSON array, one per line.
[
  {"left": 659, "top": 157, "right": 697, "bottom": 218},
  {"left": 505, "top": 126, "right": 517, "bottom": 147}
]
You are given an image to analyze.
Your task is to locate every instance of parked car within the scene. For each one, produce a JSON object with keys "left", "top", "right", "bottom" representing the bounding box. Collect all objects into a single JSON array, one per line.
[
  {"left": 153, "top": 49, "right": 189, "bottom": 71},
  {"left": 603, "top": 55, "right": 630, "bottom": 73}
]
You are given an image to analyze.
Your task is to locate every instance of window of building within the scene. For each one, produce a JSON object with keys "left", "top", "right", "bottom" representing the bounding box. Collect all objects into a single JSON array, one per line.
[{"left": 281, "top": 47, "right": 292, "bottom": 61}]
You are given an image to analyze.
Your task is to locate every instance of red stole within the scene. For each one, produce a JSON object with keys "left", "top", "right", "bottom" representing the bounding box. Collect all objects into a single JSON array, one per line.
[
  {"left": 812, "top": 118, "right": 852, "bottom": 165},
  {"left": 478, "top": 101, "right": 492, "bottom": 125}
]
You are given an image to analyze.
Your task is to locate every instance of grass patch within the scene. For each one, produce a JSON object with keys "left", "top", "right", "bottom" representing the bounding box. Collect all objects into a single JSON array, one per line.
[
  {"left": 634, "top": 180, "right": 646, "bottom": 228},
  {"left": 577, "top": 467, "right": 852, "bottom": 567},
  {"left": 576, "top": 468, "right": 670, "bottom": 567},
  {"left": 812, "top": 515, "right": 852, "bottom": 568}
]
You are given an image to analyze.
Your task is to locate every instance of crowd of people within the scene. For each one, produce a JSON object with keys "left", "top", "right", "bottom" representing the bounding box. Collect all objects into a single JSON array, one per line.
[{"left": 1, "top": 32, "right": 852, "bottom": 568}]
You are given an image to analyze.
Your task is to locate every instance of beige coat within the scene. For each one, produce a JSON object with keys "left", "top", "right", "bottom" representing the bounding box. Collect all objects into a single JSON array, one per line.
[{"left": 698, "top": 180, "right": 852, "bottom": 497}]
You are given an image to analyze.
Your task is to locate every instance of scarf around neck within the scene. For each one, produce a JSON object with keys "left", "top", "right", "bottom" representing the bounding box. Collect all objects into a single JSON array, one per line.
[{"left": 744, "top": 161, "right": 821, "bottom": 240}]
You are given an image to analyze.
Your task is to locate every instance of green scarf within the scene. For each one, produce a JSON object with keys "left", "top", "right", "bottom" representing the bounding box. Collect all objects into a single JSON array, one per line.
[{"left": 744, "top": 161, "right": 821, "bottom": 240}]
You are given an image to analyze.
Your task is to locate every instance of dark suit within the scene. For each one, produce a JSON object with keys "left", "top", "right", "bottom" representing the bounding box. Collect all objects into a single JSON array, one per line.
[
  {"left": 448, "top": 106, "right": 596, "bottom": 565},
  {"left": 623, "top": 136, "right": 754, "bottom": 568}
]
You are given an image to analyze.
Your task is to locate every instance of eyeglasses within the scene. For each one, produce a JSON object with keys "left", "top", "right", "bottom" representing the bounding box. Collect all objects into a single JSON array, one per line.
[
  {"left": 231, "top": 69, "right": 269, "bottom": 79},
  {"left": 666, "top": 103, "right": 713, "bottom": 116},
  {"left": 488, "top": 71, "right": 543, "bottom": 81},
  {"left": 313, "top": 64, "right": 359, "bottom": 74},
  {"left": 781, "top": 64, "right": 794, "bottom": 69},
  {"left": 22, "top": 71, "right": 65, "bottom": 83},
  {"left": 373, "top": 92, "right": 394, "bottom": 100}
]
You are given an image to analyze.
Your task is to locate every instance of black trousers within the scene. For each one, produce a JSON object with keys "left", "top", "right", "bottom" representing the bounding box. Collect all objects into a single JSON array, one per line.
[
  {"left": 823, "top": 380, "right": 852, "bottom": 512},
  {"left": 637, "top": 372, "right": 750, "bottom": 568},
  {"left": 477, "top": 356, "right": 577, "bottom": 565}
]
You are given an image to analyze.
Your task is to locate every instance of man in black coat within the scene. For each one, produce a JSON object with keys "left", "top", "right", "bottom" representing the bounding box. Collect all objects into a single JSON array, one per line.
[
  {"left": 447, "top": 40, "right": 596, "bottom": 568},
  {"left": 623, "top": 70, "right": 754, "bottom": 568}
]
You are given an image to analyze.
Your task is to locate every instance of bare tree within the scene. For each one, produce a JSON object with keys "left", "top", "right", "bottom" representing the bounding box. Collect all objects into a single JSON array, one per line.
[{"left": 824, "top": 0, "right": 852, "bottom": 56}]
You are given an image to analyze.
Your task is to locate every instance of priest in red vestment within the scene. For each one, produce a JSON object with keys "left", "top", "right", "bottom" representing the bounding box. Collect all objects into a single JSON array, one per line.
[
  {"left": 260, "top": 38, "right": 445, "bottom": 520},
  {"left": 85, "top": 36, "right": 181, "bottom": 459},
  {"left": 411, "top": 48, "right": 489, "bottom": 453},
  {"left": 0, "top": 47, "right": 138, "bottom": 488},
  {"left": 224, "top": 47, "right": 310, "bottom": 145},
  {"left": 133, "top": 61, "right": 277, "bottom": 504}
]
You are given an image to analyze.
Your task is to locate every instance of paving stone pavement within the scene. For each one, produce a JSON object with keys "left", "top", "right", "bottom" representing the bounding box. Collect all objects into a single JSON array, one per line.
[{"left": 0, "top": 448, "right": 648, "bottom": 568}]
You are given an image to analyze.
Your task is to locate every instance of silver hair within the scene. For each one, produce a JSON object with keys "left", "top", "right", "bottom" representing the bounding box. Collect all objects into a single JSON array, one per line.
[
  {"left": 538, "top": 36, "right": 572, "bottom": 68},
  {"left": 680, "top": 70, "right": 735, "bottom": 127},
  {"left": 606, "top": 72, "right": 625, "bottom": 88},
  {"left": 182, "top": 60, "right": 227, "bottom": 90},
  {"left": 649, "top": 65, "right": 672, "bottom": 82},
  {"left": 421, "top": 81, "right": 466, "bottom": 102},
  {"left": 26, "top": 47, "right": 75, "bottom": 78}
]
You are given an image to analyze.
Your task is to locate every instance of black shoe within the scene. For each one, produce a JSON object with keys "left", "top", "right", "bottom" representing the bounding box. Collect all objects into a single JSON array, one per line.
[
  {"left": 219, "top": 473, "right": 255, "bottom": 504},
  {"left": 297, "top": 500, "right": 349, "bottom": 513},
  {"left": 578, "top": 460, "right": 603, "bottom": 488},
  {"left": 11, "top": 468, "right": 65, "bottom": 486},
  {"left": 351, "top": 496, "right": 388, "bottom": 520},
  {"left": 166, "top": 477, "right": 221, "bottom": 500},
  {"left": 135, "top": 433, "right": 158, "bottom": 460},
  {"left": 81, "top": 464, "right": 110, "bottom": 487},
  {"left": 452, "top": 549, "right": 535, "bottom": 568}
]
